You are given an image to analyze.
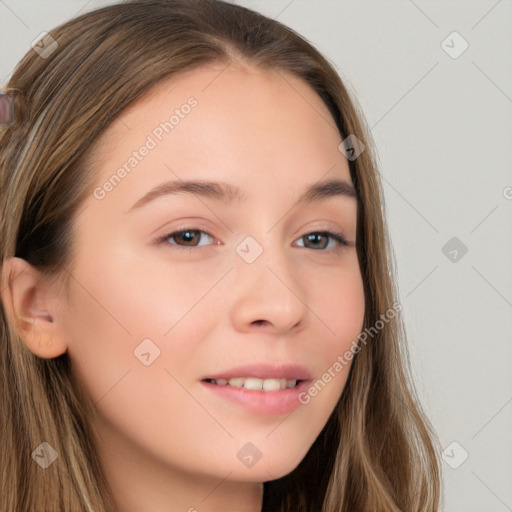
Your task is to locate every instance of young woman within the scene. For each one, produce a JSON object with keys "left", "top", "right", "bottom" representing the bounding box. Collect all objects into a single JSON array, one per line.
[{"left": 0, "top": 1, "right": 441, "bottom": 510}]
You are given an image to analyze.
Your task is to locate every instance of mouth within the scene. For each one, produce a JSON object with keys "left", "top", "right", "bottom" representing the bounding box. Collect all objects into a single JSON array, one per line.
[
  {"left": 200, "top": 363, "right": 312, "bottom": 415},
  {"left": 201, "top": 377, "right": 303, "bottom": 391}
]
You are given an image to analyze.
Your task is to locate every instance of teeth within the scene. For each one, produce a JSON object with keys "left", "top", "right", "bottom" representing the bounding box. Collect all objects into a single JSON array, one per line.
[
  {"left": 208, "top": 377, "right": 299, "bottom": 391},
  {"left": 244, "top": 377, "right": 264, "bottom": 390},
  {"left": 228, "top": 377, "right": 244, "bottom": 387},
  {"left": 262, "top": 379, "right": 281, "bottom": 391}
]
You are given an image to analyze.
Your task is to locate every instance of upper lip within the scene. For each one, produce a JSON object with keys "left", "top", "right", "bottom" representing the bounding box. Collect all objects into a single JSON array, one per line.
[{"left": 202, "top": 363, "right": 313, "bottom": 381}]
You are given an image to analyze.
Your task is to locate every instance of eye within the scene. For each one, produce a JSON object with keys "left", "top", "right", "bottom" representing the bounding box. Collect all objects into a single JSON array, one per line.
[
  {"left": 157, "top": 228, "right": 215, "bottom": 252},
  {"left": 156, "top": 228, "right": 350, "bottom": 253},
  {"left": 294, "top": 231, "right": 350, "bottom": 251}
]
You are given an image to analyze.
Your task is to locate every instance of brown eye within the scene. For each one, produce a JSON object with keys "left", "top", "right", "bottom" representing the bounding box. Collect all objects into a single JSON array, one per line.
[
  {"left": 302, "top": 233, "right": 329, "bottom": 250},
  {"left": 171, "top": 230, "right": 201, "bottom": 246},
  {"left": 158, "top": 229, "right": 215, "bottom": 251}
]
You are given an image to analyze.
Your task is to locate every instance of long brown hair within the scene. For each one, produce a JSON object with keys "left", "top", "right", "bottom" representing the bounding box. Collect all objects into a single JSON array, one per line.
[{"left": 0, "top": 1, "right": 441, "bottom": 510}]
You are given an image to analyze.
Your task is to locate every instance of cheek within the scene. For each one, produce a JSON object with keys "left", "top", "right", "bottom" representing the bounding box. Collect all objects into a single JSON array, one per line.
[
  {"left": 61, "top": 257, "right": 218, "bottom": 469},
  {"left": 62, "top": 246, "right": 217, "bottom": 403},
  {"left": 322, "top": 280, "right": 364, "bottom": 337},
  {"left": 286, "top": 257, "right": 364, "bottom": 412},
  {"left": 305, "top": 256, "right": 365, "bottom": 350},
  {"left": 62, "top": 277, "right": 135, "bottom": 405}
]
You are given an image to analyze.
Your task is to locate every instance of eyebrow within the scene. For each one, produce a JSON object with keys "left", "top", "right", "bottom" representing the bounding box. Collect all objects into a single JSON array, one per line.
[{"left": 125, "top": 178, "right": 357, "bottom": 213}]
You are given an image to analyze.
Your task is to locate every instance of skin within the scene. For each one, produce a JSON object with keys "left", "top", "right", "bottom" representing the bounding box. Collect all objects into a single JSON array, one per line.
[{"left": 2, "top": 61, "right": 365, "bottom": 512}]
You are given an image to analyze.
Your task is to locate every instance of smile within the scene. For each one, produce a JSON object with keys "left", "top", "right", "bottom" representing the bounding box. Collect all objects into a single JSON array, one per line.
[{"left": 202, "top": 377, "right": 300, "bottom": 391}]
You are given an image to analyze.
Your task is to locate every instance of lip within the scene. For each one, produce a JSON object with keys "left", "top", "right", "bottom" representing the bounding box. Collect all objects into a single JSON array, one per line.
[
  {"left": 200, "top": 363, "right": 313, "bottom": 415},
  {"left": 200, "top": 379, "right": 311, "bottom": 415},
  {"left": 202, "top": 363, "right": 313, "bottom": 381}
]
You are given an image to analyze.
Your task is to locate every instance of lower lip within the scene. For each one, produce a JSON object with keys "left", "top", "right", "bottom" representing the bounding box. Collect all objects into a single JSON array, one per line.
[{"left": 200, "top": 380, "right": 310, "bottom": 415}]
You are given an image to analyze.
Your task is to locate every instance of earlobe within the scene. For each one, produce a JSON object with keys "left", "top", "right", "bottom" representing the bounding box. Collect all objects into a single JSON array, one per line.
[{"left": 1, "top": 257, "right": 67, "bottom": 359}]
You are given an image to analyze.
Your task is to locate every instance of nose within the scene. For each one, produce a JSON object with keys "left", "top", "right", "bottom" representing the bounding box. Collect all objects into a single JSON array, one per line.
[{"left": 228, "top": 240, "right": 309, "bottom": 336}]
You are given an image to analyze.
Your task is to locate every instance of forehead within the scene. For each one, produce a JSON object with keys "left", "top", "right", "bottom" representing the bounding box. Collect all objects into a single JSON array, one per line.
[
  {"left": 106, "top": 61, "right": 340, "bottom": 138},
  {"left": 86, "top": 62, "right": 351, "bottom": 209}
]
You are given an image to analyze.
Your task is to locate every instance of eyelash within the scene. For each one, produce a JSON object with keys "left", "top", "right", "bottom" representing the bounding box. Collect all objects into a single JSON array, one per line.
[{"left": 156, "top": 228, "right": 350, "bottom": 253}]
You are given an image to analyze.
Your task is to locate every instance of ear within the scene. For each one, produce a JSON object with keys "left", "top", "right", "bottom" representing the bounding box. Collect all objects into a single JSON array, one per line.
[{"left": 1, "top": 257, "right": 68, "bottom": 359}]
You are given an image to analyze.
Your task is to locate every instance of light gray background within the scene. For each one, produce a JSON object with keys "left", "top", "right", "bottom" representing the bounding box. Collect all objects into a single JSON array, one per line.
[{"left": 1, "top": 1, "right": 511, "bottom": 510}]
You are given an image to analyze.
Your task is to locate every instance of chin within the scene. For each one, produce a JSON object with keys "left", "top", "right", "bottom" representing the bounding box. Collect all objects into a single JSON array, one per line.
[{"left": 224, "top": 447, "right": 310, "bottom": 483}]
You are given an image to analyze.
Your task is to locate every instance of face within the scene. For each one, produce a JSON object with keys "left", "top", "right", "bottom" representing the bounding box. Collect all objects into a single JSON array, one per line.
[{"left": 60, "top": 62, "right": 365, "bottom": 486}]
